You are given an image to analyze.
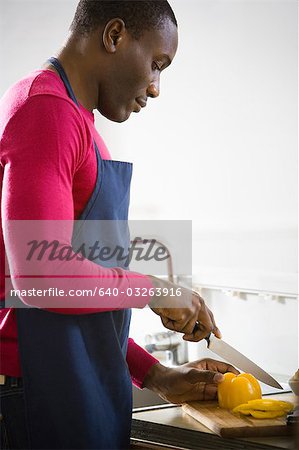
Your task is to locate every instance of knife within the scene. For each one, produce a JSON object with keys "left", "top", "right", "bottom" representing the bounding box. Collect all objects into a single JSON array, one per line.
[{"left": 193, "top": 323, "right": 283, "bottom": 389}]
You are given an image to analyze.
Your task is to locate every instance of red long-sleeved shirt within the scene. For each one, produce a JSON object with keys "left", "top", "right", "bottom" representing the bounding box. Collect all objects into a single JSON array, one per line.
[{"left": 0, "top": 69, "right": 158, "bottom": 385}]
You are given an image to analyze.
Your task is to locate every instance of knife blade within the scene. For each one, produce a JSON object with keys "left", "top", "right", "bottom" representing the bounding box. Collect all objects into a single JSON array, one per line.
[{"left": 205, "top": 333, "right": 283, "bottom": 389}]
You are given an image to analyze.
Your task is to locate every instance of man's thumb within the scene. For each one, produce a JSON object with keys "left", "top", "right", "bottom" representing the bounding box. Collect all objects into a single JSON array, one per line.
[{"left": 186, "top": 369, "right": 224, "bottom": 384}]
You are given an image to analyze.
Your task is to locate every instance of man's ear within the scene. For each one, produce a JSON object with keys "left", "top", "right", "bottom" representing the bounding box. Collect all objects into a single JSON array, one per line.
[{"left": 102, "top": 18, "right": 126, "bottom": 53}]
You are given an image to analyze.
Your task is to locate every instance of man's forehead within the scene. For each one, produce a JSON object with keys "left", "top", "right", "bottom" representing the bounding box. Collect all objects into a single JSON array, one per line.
[{"left": 142, "top": 20, "right": 178, "bottom": 56}]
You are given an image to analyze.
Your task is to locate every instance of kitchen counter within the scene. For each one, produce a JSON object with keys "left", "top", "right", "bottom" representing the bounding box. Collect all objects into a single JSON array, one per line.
[{"left": 131, "top": 394, "right": 298, "bottom": 450}]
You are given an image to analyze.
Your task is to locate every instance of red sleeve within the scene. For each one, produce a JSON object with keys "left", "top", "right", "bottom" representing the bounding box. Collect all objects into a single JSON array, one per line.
[
  {"left": 127, "top": 338, "right": 159, "bottom": 389},
  {"left": 1, "top": 95, "right": 153, "bottom": 313}
]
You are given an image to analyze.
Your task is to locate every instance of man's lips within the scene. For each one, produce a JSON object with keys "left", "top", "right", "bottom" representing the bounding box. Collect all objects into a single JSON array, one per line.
[{"left": 136, "top": 98, "right": 147, "bottom": 108}]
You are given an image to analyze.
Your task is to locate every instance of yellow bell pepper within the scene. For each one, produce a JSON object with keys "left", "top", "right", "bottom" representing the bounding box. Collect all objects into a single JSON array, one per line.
[
  {"left": 238, "top": 410, "right": 286, "bottom": 419},
  {"left": 233, "top": 399, "right": 293, "bottom": 413},
  {"left": 218, "top": 372, "right": 262, "bottom": 410},
  {"left": 233, "top": 398, "right": 294, "bottom": 419}
]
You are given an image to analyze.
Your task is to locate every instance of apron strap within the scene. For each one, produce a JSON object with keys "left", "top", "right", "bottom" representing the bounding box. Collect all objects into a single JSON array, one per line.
[
  {"left": 47, "top": 56, "right": 102, "bottom": 162},
  {"left": 47, "top": 57, "right": 79, "bottom": 106}
]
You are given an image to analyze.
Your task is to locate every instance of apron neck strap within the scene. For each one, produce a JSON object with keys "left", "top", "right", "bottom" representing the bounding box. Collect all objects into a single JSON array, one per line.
[
  {"left": 47, "top": 56, "right": 102, "bottom": 161},
  {"left": 47, "top": 57, "right": 79, "bottom": 107}
]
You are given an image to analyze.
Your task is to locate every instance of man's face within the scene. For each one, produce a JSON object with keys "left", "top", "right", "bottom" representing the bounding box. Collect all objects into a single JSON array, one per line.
[{"left": 97, "top": 18, "right": 178, "bottom": 122}]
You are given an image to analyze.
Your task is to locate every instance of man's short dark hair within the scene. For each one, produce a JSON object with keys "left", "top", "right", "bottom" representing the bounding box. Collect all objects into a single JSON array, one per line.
[{"left": 70, "top": 0, "right": 177, "bottom": 39}]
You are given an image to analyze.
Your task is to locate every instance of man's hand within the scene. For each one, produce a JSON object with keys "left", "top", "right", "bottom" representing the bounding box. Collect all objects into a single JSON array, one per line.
[
  {"left": 142, "top": 359, "right": 239, "bottom": 404},
  {"left": 148, "top": 276, "right": 221, "bottom": 342}
]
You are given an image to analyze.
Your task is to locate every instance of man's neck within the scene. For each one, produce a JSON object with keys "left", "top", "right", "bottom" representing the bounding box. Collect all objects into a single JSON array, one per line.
[{"left": 44, "top": 35, "right": 100, "bottom": 112}]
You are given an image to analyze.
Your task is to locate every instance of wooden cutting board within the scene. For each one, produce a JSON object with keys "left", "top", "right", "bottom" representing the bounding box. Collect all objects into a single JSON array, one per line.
[{"left": 182, "top": 393, "right": 296, "bottom": 438}]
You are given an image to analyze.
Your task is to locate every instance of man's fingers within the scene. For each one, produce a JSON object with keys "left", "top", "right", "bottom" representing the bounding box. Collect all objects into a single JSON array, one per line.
[
  {"left": 182, "top": 321, "right": 211, "bottom": 342},
  {"left": 181, "top": 315, "right": 198, "bottom": 335},
  {"left": 197, "top": 307, "right": 214, "bottom": 334},
  {"left": 186, "top": 369, "right": 224, "bottom": 385},
  {"left": 161, "top": 314, "right": 196, "bottom": 334},
  {"left": 203, "top": 384, "right": 218, "bottom": 401},
  {"left": 182, "top": 330, "right": 209, "bottom": 342},
  {"left": 189, "top": 358, "right": 240, "bottom": 375},
  {"left": 213, "top": 327, "right": 222, "bottom": 339},
  {"left": 205, "top": 359, "right": 240, "bottom": 375},
  {"left": 178, "top": 384, "right": 218, "bottom": 403},
  {"left": 217, "top": 363, "right": 239, "bottom": 375},
  {"left": 153, "top": 287, "right": 219, "bottom": 340},
  {"left": 207, "top": 308, "right": 222, "bottom": 339}
]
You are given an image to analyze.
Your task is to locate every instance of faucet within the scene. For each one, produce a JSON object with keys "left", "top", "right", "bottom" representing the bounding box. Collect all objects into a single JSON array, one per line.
[{"left": 130, "top": 237, "right": 174, "bottom": 283}]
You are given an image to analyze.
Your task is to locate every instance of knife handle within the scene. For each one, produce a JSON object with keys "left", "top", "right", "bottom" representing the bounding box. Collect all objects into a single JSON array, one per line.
[{"left": 192, "top": 321, "right": 211, "bottom": 345}]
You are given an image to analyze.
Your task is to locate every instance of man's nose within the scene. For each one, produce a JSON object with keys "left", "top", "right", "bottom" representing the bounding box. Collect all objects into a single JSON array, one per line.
[{"left": 147, "top": 81, "right": 160, "bottom": 98}]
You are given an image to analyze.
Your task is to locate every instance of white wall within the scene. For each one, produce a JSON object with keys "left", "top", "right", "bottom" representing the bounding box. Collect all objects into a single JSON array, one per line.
[
  {"left": 187, "top": 288, "right": 298, "bottom": 379},
  {"left": 1, "top": 1, "right": 297, "bottom": 226},
  {"left": 131, "top": 285, "right": 298, "bottom": 379},
  {"left": 1, "top": 0, "right": 297, "bottom": 377}
]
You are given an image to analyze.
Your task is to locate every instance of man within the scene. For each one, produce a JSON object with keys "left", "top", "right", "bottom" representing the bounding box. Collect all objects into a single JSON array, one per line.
[{"left": 0, "top": 1, "right": 237, "bottom": 449}]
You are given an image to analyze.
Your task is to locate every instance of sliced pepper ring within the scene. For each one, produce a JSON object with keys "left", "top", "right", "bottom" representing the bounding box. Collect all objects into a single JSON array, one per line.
[
  {"left": 233, "top": 399, "right": 294, "bottom": 413},
  {"left": 236, "top": 409, "right": 287, "bottom": 419}
]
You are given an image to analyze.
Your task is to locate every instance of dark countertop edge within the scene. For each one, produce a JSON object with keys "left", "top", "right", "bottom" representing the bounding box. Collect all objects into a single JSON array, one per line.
[{"left": 131, "top": 419, "right": 295, "bottom": 450}]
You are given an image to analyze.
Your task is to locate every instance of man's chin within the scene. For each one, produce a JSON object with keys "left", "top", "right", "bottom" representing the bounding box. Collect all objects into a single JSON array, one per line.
[{"left": 97, "top": 107, "right": 131, "bottom": 123}]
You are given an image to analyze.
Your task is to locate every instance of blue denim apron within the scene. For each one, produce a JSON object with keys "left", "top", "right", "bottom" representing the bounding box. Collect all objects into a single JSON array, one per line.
[{"left": 16, "top": 57, "right": 133, "bottom": 449}]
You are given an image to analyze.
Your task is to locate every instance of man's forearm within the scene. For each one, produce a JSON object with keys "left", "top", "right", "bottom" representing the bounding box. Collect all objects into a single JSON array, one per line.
[{"left": 126, "top": 338, "right": 159, "bottom": 389}]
